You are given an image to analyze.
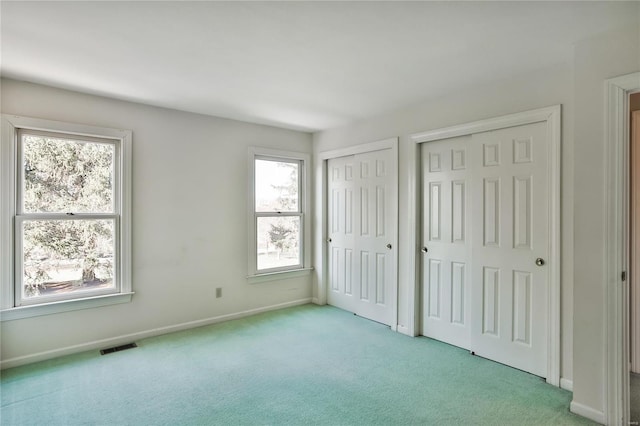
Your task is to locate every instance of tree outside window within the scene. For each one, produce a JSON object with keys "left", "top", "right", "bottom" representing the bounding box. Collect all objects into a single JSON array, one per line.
[
  {"left": 19, "top": 133, "right": 116, "bottom": 300},
  {"left": 255, "top": 158, "right": 302, "bottom": 271}
]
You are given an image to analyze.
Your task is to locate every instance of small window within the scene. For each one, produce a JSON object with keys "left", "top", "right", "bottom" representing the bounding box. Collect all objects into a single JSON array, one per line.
[
  {"left": 1, "top": 116, "right": 132, "bottom": 320},
  {"left": 248, "top": 148, "right": 310, "bottom": 278}
]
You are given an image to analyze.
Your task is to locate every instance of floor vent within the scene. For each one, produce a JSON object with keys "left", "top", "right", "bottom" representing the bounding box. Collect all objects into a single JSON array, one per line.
[{"left": 100, "top": 343, "right": 137, "bottom": 355}]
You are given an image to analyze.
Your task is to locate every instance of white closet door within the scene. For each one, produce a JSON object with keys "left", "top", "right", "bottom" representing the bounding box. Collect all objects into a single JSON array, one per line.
[
  {"left": 469, "top": 122, "right": 548, "bottom": 377},
  {"left": 327, "top": 155, "right": 357, "bottom": 312},
  {"left": 327, "top": 149, "right": 396, "bottom": 326},
  {"left": 420, "top": 121, "right": 549, "bottom": 377},
  {"left": 421, "top": 135, "right": 472, "bottom": 349}
]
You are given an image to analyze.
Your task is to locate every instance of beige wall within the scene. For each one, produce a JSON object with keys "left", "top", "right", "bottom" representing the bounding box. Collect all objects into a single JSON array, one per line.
[{"left": 0, "top": 79, "right": 313, "bottom": 364}]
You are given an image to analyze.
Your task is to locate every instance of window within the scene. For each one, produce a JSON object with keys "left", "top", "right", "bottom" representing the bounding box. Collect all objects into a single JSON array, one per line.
[
  {"left": 1, "top": 116, "right": 132, "bottom": 320},
  {"left": 248, "top": 148, "right": 310, "bottom": 279}
]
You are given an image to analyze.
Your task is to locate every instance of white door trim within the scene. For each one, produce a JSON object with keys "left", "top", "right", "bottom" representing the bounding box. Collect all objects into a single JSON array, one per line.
[
  {"left": 603, "top": 72, "right": 640, "bottom": 426},
  {"left": 316, "top": 138, "right": 399, "bottom": 330},
  {"left": 408, "top": 105, "right": 562, "bottom": 387},
  {"left": 632, "top": 110, "right": 640, "bottom": 374}
]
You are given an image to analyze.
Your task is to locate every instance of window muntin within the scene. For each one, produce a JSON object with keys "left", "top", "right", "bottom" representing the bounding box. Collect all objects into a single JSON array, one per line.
[
  {"left": 251, "top": 154, "right": 305, "bottom": 274},
  {"left": 15, "top": 129, "right": 121, "bottom": 306}
]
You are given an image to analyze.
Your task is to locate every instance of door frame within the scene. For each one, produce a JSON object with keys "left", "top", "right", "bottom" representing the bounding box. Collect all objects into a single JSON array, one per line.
[
  {"left": 316, "top": 138, "right": 399, "bottom": 329},
  {"left": 632, "top": 110, "right": 640, "bottom": 375},
  {"left": 408, "top": 105, "right": 562, "bottom": 387},
  {"left": 603, "top": 72, "right": 640, "bottom": 426}
]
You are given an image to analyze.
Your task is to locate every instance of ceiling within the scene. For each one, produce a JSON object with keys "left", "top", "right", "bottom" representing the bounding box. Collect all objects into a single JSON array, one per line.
[{"left": 1, "top": 1, "right": 637, "bottom": 132}]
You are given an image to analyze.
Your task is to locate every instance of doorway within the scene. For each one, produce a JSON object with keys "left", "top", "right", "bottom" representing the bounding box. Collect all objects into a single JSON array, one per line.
[{"left": 603, "top": 72, "right": 640, "bottom": 425}]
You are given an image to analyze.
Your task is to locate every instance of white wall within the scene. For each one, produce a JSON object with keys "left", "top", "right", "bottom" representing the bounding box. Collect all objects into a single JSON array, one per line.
[
  {"left": 2, "top": 9, "right": 638, "bottom": 423},
  {"left": 313, "top": 61, "right": 576, "bottom": 383},
  {"left": 312, "top": 8, "right": 640, "bottom": 423},
  {"left": 571, "top": 22, "right": 640, "bottom": 419},
  {"left": 0, "top": 79, "right": 313, "bottom": 365}
]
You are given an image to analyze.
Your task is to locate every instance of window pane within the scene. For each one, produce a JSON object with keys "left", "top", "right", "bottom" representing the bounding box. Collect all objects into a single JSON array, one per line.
[
  {"left": 22, "top": 134, "right": 115, "bottom": 213},
  {"left": 257, "top": 216, "right": 301, "bottom": 270},
  {"left": 22, "top": 219, "right": 115, "bottom": 299},
  {"left": 255, "top": 159, "right": 299, "bottom": 212}
]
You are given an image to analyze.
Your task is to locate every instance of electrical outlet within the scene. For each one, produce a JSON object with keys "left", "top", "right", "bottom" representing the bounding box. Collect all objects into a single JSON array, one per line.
[{"left": 216, "top": 287, "right": 222, "bottom": 298}]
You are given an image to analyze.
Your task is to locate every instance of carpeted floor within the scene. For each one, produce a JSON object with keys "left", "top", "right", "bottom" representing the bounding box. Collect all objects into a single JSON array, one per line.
[{"left": 1, "top": 304, "right": 594, "bottom": 425}]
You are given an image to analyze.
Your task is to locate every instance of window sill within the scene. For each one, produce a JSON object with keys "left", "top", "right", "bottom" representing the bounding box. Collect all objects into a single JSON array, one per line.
[
  {"left": 247, "top": 267, "right": 313, "bottom": 284},
  {"left": 0, "top": 292, "right": 134, "bottom": 321}
]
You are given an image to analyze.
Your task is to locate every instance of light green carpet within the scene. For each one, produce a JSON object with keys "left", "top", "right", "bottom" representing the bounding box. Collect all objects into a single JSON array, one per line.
[{"left": 1, "top": 304, "right": 594, "bottom": 425}]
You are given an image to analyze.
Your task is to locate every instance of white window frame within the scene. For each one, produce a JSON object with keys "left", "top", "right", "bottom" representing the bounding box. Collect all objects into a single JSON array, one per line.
[
  {"left": 1, "top": 115, "right": 133, "bottom": 321},
  {"left": 247, "top": 147, "right": 311, "bottom": 282}
]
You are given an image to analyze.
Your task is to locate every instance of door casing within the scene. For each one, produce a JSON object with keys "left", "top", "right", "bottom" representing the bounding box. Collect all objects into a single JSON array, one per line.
[
  {"left": 632, "top": 110, "right": 640, "bottom": 375},
  {"left": 603, "top": 72, "right": 640, "bottom": 426}
]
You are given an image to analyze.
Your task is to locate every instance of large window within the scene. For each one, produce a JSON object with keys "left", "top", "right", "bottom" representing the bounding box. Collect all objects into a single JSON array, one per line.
[
  {"left": 248, "top": 148, "right": 310, "bottom": 279},
  {"left": 1, "top": 116, "right": 132, "bottom": 320}
]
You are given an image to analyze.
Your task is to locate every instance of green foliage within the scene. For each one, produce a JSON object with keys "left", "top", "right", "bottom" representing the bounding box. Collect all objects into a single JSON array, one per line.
[
  {"left": 24, "top": 136, "right": 113, "bottom": 213},
  {"left": 21, "top": 135, "right": 115, "bottom": 296}
]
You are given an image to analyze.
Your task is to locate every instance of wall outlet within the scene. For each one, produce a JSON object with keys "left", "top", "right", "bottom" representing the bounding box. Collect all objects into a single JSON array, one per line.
[{"left": 216, "top": 287, "right": 222, "bottom": 298}]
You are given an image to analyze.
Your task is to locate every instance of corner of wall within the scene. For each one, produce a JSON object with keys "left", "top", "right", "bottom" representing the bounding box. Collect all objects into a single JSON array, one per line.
[{"left": 569, "top": 400, "right": 605, "bottom": 424}]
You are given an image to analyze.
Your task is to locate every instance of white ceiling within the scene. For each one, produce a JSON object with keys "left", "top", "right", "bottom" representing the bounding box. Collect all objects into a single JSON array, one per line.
[{"left": 1, "top": 1, "right": 637, "bottom": 132}]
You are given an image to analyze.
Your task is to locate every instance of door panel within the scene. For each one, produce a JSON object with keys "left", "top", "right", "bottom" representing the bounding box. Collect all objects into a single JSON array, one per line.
[
  {"left": 328, "top": 148, "right": 396, "bottom": 325},
  {"left": 421, "top": 136, "right": 472, "bottom": 349},
  {"left": 328, "top": 155, "right": 355, "bottom": 304},
  {"left": 469, "top": 122, "right": 548, "bottom": 377}
]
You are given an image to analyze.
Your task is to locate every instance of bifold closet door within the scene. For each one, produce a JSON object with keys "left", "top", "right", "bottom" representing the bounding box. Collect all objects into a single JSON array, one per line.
[
  {"left": 327, "top": 149, "right": 396, "bottom": 326},
  {"left": 469, "top": 122, "right": 548, "bottom": 378},
  {"left": 421, "top": 121, "right": 549, "bottom": 378},
  {"left": 421, "top": 135, "right": 472, "bottom": 349}
]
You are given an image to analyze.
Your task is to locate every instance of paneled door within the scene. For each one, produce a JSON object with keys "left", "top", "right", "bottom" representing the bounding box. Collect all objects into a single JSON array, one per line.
[
  {"left": 469, "top": 122, "right": 548, "bottom": 377},
  {"left": 327, "top": 148, "right": 397, "bottom": 326},
  {"left": 421, "top": 121, "right": 549, "bottom": 377},
  {"left": 421, "top": 135, "right": 472, "bottom": 349}
]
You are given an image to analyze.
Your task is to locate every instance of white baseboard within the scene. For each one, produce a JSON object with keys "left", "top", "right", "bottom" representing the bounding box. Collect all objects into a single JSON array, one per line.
[
  {"left": 1, "top": 298, "right": 312, "bottom": 370},
  {"left": 397, "top": 324, "right": 412, "bottom": 336},
  {"left": 311, "top": 297, "right": 323, "bottom": 305},
  {"left": 570, "top": 400, "right": 605, "bottom": 424},
  {"left": 560, "top": 378, "right": 573, "bottom": 391}
]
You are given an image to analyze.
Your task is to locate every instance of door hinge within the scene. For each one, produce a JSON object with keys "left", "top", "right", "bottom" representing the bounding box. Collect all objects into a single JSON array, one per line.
[{"left": 621, "top": 271, "right": 627, "bottom": 282}]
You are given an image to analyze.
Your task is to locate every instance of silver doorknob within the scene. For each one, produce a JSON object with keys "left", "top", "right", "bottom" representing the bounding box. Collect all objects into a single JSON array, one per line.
[
  {"left": 386, "top": 243, "right": 392, "bottom": 249},
  {"left": 535, "top": 258, "right": 545, "bottom": 266},
  {"left": 327, "top": 238, "right": 332, "bottom": 243},
  {"left": 421, "top": 247, "right": 428, "bottom": 253}
]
